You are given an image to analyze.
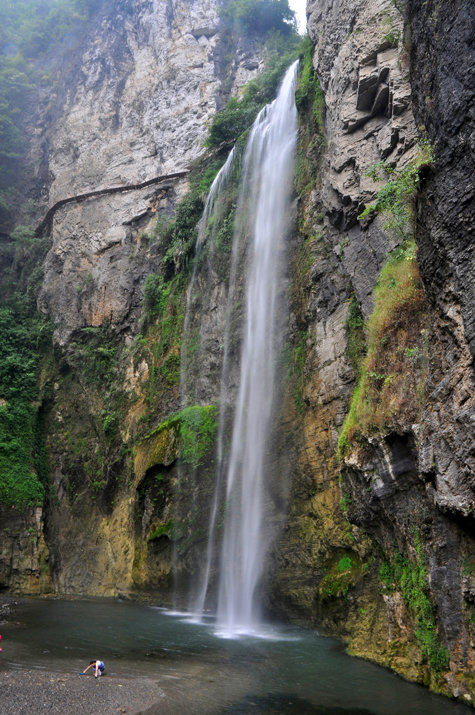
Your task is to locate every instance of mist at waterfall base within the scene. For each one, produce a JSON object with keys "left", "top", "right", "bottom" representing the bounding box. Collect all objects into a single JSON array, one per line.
[{"left": 1, "top": 599, "right": 472, "bottom": 715}]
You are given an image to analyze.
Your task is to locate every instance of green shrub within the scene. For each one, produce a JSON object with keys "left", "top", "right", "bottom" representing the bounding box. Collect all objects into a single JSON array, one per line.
[
  {"left": 179, "top": 405, "right": 218, "bottom": 469},
  {"left": 143, "top": 274, "right": 169, "bottom": 319},
  {"left": 137, "top": 274, "right": 184, "bottom": 414},
  {"left": 0, "top": 293, "right": 51, "bottom": 509},
  {"left": 295, "top": 35, "right": 324, "bottom": 132},
  {"left": 294, "top": 36, "right": 325, "bottom": 196},
  {"left": 68, "top": 325, "right": 117, "bottom": 385},
  {"left": 0, "top": 403, "right": 45, "bottom": 508},
  {"left": 358, "top": 140, "right": 434, "bottom": 240},
  {"left": 158, "top": 192, "right": 204, "bottom": 277},
  {"left": 219, "top": 0, "right": 296, "bottom": 38},
  {"left": 102, "top": 411, "right": 119, "bottom": 440}
]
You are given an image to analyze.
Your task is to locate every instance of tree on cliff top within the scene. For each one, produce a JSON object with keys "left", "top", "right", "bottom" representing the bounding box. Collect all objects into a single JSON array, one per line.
[{"left": 220, "top": 0, "right": 297, "bottom": 37}]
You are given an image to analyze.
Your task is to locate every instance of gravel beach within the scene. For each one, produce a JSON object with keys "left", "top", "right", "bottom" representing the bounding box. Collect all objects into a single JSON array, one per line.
[
  {"left": 0, "top": 597, "right": 169, "bottom": 714},
  {"left": 0, "top": 669, "right": 166, "bottom": 715}
]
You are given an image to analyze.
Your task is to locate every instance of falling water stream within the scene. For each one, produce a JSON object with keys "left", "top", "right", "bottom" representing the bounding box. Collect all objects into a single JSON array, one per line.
[
  {"left": 215, "top": 60, "right": 299, "bottom": 635},
  {"left": 183, "top": 62, "right": 299, "bottom": 629}
]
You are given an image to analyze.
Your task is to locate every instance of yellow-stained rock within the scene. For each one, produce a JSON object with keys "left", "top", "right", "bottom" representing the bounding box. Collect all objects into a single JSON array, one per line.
[{"left": 134, "top": 421, "right": 180, "bottom": 486}]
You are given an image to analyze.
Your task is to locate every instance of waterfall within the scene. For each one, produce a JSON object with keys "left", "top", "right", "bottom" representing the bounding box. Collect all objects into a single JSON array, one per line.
[
  {"left": 211, "top": 61, "right": 299, "bottom": 635},
  {"left": 180, "top": 146, "right": 237, "bottom": 405},
  {"left": 174, "top": 147, "right": 238, "bottom": 609}
]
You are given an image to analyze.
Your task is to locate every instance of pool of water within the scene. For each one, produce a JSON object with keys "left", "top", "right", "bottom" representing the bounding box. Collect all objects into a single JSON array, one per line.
[{"left": 0, "top": 598, "right": 471, "bottom": 714}]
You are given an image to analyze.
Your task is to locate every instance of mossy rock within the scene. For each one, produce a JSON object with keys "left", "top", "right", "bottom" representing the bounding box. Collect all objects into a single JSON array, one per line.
[
  {"left": 134, "top": 419, "right": 180, "bottom": 486},
  {"left": 318, "top": 553, "right": 362, "bottom": 601}
]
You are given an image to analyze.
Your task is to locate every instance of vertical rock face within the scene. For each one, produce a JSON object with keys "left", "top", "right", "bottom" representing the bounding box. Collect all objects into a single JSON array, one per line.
[
  {"left": 267, "top": 0, "right": 474, "bottom": 701},
  {"left": 308, "top": 0, "right": 418, "bottom": 314},
  {"left": 47, "top": 0, "right": 223, "bottom": 199},
  {"left": 36, "top": 0, "right": 262, "bottom": 344},
  {"left": 3, "top": 0, "right": 265, "bottom": 598},
  {"left": 407, "top": 0, "right": 475, "bottom": 518},
  {"left": 0, "top": 507, "right": 52, "bottom": 594}
]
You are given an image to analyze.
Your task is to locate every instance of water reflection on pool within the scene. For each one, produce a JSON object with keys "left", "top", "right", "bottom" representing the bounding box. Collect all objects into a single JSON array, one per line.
[{"left": 0, "top": 598, "right": 471, "bottom": 714}]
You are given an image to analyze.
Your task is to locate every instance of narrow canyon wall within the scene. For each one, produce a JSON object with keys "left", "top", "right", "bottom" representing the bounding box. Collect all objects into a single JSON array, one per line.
[
  {"left": 0, "top": 0, "right": 264, "bottom": 600},
  {"left": 0, "top": 0, "right": 473, "bottom": 705},
  {"left": 266, "top": 0, "right": 473, "bottom": 701}
]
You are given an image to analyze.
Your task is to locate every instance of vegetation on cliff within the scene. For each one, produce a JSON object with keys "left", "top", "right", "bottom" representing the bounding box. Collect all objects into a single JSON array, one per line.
[
  {"left": 338, "top": 141, "right": 434, "bottom": 457},
  {"left": 205, "top": 48, "right": 301, "bottom": 151},
  {"left": 357, "top": 140, "right": 434, "bottom": 240},
  {"left": 219, "top": 0, "right": 296, "bottom": 38},
  {"left": 0, "top": 0, "right": 99, "bottom": 226},
  {"left": 338, "top": 241, "right": 429, "bottom": 457},
  {"left": 379, "top": 531, "right": 450, "bottom": 674},
  {"left": 0, "top": 226, "right": 52, "bottom": 508},
  {"left": 146, "top": 406, "right": 218, "bottom": 470}
]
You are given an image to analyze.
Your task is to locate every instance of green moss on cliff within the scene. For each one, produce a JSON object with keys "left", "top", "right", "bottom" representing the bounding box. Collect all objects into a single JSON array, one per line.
[
  {"left": 178, "top": 405, "right": 218, "bottom": 469},
  {"left": 138, "top": 405, "right": 218, "bottom": 476},
  {"left": 338, "top": 242, "right": 429, "bottom": 457},
  {"left": 318, "top": 553, "right": 363, "bottom": 600},
  {"left": 0, "top": 226, "right": 52, "bottom": 509},
  {"left": 147, "top": 519, "right": 177, "bottom": 542},
  {"left": 68, "top": 324, "right": 117, "bottom": 385},
  {"left": 379, "top": 532, "right": 449, "bottom": 674}
]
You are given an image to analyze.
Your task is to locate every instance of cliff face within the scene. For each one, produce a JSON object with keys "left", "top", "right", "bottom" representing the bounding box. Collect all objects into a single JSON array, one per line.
[
  {"left": 35, "top": 0, "right": 262, "bottom": 345},
  {"left": 1, "top": 0, "right": 473, "bottom": 705},
  {"left": 266, "top": 0, "right": 473, "bottom": 701},
  {"left": 0, "top": 0, "right": 265, "bottom": 599}
]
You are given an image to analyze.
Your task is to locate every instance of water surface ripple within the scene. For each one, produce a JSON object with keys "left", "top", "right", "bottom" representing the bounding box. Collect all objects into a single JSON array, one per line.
[{"left": 0, "top": 598, "right": 471, "bottom": 715}]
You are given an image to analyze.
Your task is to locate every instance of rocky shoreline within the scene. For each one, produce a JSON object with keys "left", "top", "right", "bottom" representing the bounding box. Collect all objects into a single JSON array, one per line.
[
  {"left": 0, "top": 669, "right": 166, "bottom": 715},
  {"left": 0, "top": 598, "right": 165, "bottom": 715}
]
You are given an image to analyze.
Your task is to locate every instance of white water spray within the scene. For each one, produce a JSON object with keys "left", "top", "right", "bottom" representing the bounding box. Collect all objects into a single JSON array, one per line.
[{"left": 214, "top": 61, "right": 299, "bottom": 635}]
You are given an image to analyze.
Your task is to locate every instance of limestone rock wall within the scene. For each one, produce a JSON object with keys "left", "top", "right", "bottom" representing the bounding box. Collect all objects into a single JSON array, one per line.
[
  {"left": 269, "top": 0, "right": 474, "bottom": 701},
  {"left": 3, "top": 0, "right": 265, "bottom": 599},
  {"left": 36, "top": 0, "right": 263, "bottom": 345}
]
